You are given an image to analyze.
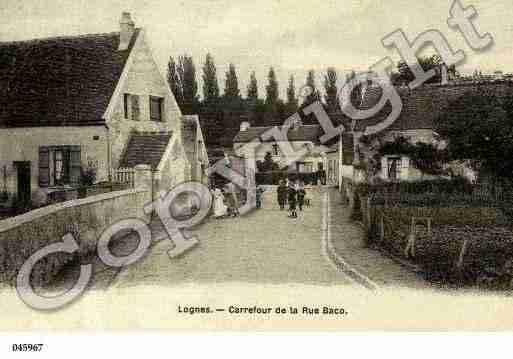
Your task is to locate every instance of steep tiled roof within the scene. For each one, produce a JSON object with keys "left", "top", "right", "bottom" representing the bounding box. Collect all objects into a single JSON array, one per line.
[
  {"left": 119, "top": 132, "right": 172, "bottom": 169},
  {"left": 0, "top": 29, "right": 140, "bottom": 127},
  {"left": 332, "top": 81, "right": 513, "bottom": 133},
  {"left": 233, "top": 124, "right": 324, "bottom": 143}
]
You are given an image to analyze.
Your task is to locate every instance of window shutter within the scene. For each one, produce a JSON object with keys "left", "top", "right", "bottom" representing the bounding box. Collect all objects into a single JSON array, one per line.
[
  {"left": 131, "top": 95, "right": 140, "bottom": 121},
  {"left": 70, "top": 146, "right": 81, "bottom": 186},
  {"left": 38, "top": 146, "right": 50, "bottom": 187},
  {"left": 124, "top": 93, "right": 130, "bottom": 119}
]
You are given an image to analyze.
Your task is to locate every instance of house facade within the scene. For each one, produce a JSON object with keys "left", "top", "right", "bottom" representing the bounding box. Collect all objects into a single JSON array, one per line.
[
  {"left": 233, "top": 121, "right": 341, "bottom": 186},
  {"left": 335, "top": 79, "right": 513, "bottom": 183},
  {"left": 0, "top": 12, "right": 207, "bottom": 204}
]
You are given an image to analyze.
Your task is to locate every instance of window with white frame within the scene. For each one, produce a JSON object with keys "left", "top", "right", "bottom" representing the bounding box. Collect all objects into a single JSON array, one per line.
[{"left": 39, "top": 145, "right": 81, "bottom": 187}]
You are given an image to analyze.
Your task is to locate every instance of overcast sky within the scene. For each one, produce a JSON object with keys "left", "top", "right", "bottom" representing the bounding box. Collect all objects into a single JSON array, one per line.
[{"left": 1, "top": 0, "right": 512, "bottom": 99}]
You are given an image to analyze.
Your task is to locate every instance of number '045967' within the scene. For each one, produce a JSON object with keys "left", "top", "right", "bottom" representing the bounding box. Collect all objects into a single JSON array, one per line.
[{"left": 12, "top": 344, "right": 44, "bottom": 352}]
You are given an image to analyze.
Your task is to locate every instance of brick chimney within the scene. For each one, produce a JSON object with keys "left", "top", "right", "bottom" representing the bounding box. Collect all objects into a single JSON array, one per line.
[{"left": 118, "top": 12, "right": 135, "bottom": 51}]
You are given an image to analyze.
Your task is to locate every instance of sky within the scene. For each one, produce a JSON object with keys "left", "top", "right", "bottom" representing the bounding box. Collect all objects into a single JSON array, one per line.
[{"left": 1, "top": 0, "right": 513, "bottom": 99}]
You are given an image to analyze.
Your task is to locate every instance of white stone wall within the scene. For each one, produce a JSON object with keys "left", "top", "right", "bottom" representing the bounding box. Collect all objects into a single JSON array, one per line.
[
  {"left": 0, "top": 126, "right": 109, "bottom": 195},
  {"left": 234, "top": 140, "right": 329, "bottom": 172},
  {"left": 106, "top": 31, "right": 183, "bottom": 169}
]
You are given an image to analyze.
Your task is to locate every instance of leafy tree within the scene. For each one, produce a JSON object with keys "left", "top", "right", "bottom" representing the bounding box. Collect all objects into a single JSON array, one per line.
[
  {"left": 286, "top": 75, "right": 298, "bottom": 114},
  {"left": 344, "top": 70, "right": 363, "bottom": 109},
  {"left": 247, "top": 71, "right": 259, "bottom": 102},
  {"left": 202, "top": 53, "right": 220, "bottom": 106},
  {"left": 392, "top": 54, "right": 457, "bottom": 86},
  {"left": 224, "top": 63, "right": 240, "bottom": 101},
  {"left": 167, "top": 57, "right": 183, "bottom": 106},
  {"left": 257, "top": 152, "right": 279, "bottom": 172},
  {"left": 265, "top": 67, "right": 279, "bottom": 107},
  {"left": 435, "top": 93, "right": 513, "bottom": 178},
  {"left": 302, "top": 70, "right": 320, "bottom": 106},
  {"left": 324, "top": 67, "right": 338, "bottom": 112}
]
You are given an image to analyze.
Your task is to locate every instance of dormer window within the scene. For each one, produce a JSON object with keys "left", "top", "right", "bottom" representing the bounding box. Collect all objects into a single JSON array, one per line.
[{"left": 150, "top": 96, "right": 164, "bottom": 121}]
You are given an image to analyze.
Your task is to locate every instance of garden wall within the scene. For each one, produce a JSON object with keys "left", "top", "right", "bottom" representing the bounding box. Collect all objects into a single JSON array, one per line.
[{"left": 0, "top": 187, "right": 151, "bottom": 286}]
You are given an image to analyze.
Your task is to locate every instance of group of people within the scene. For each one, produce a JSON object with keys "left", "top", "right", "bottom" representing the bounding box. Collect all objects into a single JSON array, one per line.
[
  {"left": 211, "top": 179, "right": 307, "bottom": 219},
  {"left": 277, "top": 179, "right": 307, "bottom": 219},
  {"left": 212, "top": 186, "right": 240, "bottom": 219}
]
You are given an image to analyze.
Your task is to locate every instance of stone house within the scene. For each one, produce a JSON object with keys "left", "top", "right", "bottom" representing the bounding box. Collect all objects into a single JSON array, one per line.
[
  {"left": 335, "top": 79, "right": 513, "bottom": 183},
  {"left": 233, "top": 121, "right": 341, "bottom": 186},
  {"left": 0, "top": 12, "right": 208, "bottom": 204}
]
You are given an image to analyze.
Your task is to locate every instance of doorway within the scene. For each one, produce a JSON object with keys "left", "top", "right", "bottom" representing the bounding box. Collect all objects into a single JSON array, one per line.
[{"left": 14, "top": 161, "right": 31, "bottom": 204}]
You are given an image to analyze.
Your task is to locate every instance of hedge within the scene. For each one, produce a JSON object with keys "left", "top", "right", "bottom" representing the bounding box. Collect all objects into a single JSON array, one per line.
[{"left": 256, "top": 171, "right": 318, "bottom": 185}]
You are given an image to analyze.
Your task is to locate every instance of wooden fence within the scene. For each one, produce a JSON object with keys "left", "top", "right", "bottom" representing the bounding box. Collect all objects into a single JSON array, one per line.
[{"left": 114, "top": 168, "right": 135, "bottom": 188}]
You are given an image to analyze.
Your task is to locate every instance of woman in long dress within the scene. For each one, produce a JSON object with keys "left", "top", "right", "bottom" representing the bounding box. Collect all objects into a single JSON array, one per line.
[{"left": 213, "top": 188, "right": 228, "bottom": 218}]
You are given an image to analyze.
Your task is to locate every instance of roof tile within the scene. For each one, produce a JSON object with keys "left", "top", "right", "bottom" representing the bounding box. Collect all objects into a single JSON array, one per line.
[
  {"left": 0, "top": 29, "right": 140, "bottom": 127},
  {"left": 119, "top": 132, "right": 172, "bottom": 169}
]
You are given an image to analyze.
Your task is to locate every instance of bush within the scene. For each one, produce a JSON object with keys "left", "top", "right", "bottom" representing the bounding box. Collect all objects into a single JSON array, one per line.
[
  {"left": 80, "top": 164, "right": 97, "bottom": 187},
  {"left": 0, "top": 190, "right": 8, "bottom": 203},
  {"left": 358, "top": 177, "right": 474, "bottom": 197}
]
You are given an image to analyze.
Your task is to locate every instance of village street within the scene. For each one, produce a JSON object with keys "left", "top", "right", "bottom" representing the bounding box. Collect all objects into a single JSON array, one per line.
[
  {"left": 2, "top": 186, "right": 429, "bottom": 298},
  {"left": 108, "top": 187, "right": 352, "bottom": 288},
  {"left": 0, "top": 187, "right": 454, "bottom": 330},
  {"left": 88, "top": 187, "right": 428, "bottom": 291}
]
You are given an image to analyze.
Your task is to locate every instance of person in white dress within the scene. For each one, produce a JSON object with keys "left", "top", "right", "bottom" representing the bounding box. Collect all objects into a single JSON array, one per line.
[{"left": 212, "top": 188, "right": 228, "bottom": 218}]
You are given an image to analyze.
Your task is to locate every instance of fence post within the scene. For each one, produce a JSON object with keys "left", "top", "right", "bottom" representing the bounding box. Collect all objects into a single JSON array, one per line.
[
  {"left": 405, "top": 216, "right": 416, "bottom": 258},
  {"left": 456, "top": 239, "right": 469, "bottom": 269},
  {"left": 380, "top": 213, "right": 384, "bottom": 242},
  {"left": 366, "top": 197, "right": 371, "bottom": 233}
]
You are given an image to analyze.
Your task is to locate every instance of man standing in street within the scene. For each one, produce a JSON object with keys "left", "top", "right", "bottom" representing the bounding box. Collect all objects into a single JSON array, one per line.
[
  {"left": 297, "top": 181, "right": 306, "bottom": 212},
  {"left": 277, "top": 180, "right": 287, "bottom": 210},
  {"left": 288, "top": 180, "right": 297, "bottom": 218}
]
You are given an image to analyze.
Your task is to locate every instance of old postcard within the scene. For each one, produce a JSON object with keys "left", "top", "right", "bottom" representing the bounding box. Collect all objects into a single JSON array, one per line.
[{"left": 1, "top": 0, "right": 513, "bottom": 337}]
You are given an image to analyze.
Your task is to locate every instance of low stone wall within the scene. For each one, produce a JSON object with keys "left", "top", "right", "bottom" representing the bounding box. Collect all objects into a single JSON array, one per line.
[{"left": 0, "top": 188, "right": 151, "bottom": 286}]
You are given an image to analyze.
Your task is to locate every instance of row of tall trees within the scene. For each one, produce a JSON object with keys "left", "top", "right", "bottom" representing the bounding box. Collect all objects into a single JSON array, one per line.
[{"left": 167, "top": 54, "right": 344, "bottom": 123}]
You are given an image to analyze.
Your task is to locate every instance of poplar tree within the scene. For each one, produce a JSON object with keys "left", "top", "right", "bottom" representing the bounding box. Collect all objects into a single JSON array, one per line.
[
  {"left": 286, "top": 75, "right": 298, "bottom": 113},
  {"left": 302, "top": 70, "right": 320, "bottom": 106},
  {"left": 202, "top": 53, "right": 220, "bottom": 106},
  {"left": 247, "top": 71, "right": 259, "bottom": 102},
  {"left": 324, "top": 67, "right": 339, "bottom": 112},
  {"left": 167, "top": 56, "right": 183, "bottom": 106},
  {"left": 265, "top": 67, "right": 279, "bottom": 107},
  {"left": 224, "top": 63, "right": 240, "bottom": 101}
]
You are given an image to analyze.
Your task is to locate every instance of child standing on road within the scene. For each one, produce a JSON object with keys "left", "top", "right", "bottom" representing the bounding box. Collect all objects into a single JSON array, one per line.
[
  {"left": 277, "top": 180, "right": 287, "bottom": 210},
  {"left": 297, "top": 181, "right": 306, "bottom": 212},
  {"left": 287, "top": 180, "right": 297, "bottom": 218},
  {"left": 255, "top": 185, "right": 265, "bottom": 209}
]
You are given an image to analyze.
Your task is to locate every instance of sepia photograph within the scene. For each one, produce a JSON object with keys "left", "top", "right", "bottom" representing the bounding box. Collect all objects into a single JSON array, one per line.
[{"left": 1, "top": 0, "right": 513, "bottom": 351}]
